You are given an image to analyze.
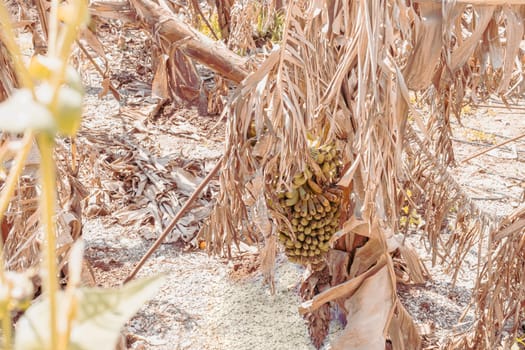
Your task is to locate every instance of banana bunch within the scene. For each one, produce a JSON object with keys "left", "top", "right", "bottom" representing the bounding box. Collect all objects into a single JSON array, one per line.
[
  {"left": 310, "top": 143, "right": 341, "bottom": 183},
  {"left": 273, "top": 142, "right": 343, "bottom": 266}
]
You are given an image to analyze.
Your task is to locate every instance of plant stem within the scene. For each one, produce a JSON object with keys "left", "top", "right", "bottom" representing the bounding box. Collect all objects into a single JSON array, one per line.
[
  {"left": 0, "top": 132, "right": 33, "bottom": 350},
  {"left": 48, "top": 0, "right": 59, "bottom": 57},
  {"left": 37, "top": 133, "right": 59, "bottom": 350},
  {"left": 0, "top": 131, "right": 34, "bottom": 271},
  {"left": 1, "top": 308, "right": 13, "bottom": 350}
]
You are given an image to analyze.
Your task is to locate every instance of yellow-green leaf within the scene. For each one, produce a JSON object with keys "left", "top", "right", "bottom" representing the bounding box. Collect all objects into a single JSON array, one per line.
[{"left": 14, "top": 274, "right": 166, "bottom": 350}]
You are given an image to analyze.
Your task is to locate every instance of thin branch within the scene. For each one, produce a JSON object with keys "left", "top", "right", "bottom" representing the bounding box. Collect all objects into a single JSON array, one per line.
[
  {"left": 124, "top": 156, "right": 223, "bottom": 283},
  {"left": 475, "top": 104, "right": 525, "bottom": 111},
  {"left": 461, "top": 131, "right": 525, "bottom": 163},
  {"left": 76, "top": 40, "right": 121, "bottom": 101},
  {"left": 189, "top": 0, "right": 220, "bottom": 41}
]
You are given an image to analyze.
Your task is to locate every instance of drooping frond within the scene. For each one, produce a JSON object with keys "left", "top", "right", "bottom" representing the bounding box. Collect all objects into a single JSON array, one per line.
[
  {"left": 446, "top": 205, "right": 525, "bottom": 349},
  {"left": 404, "top": 124, "right": 498, "bottom": 275}
]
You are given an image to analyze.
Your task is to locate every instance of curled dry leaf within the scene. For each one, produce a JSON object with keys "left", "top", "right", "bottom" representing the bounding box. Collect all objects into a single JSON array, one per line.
[{"left": 331, "top": 267, "right": 393, "bottom": 350}]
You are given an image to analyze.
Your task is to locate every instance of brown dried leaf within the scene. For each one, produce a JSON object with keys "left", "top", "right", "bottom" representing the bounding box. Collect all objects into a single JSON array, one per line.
[
  {"left": 151, "top": 54, "right": 170, "bottom": 99},
  {"left": 305, "top": 303, "right": 331, "bottom": 350},
  {"left": 171, "top": 167, "right": 201, "bottom": 195},
  {"left": 299, "top": 255, "right": 388, "bottom": 316},
  {"left": 79, "top": 27, "right": 107, "bottom": 61},
  {"left": 348, "top": 238, "right": 387, "bottom": 279},
  {"left": 388, "top": 300, "right": 422, "bottom": 350},
  {"left": 331, "top": 266, "right": 393, "bottom": 350},
  {"left": 449, "top": 205, "right": 525, "bottom": 349},
  {"left": 452, "top": 6, "right": 495, "bottom": 69},
  {"left": 397, "top": 243, "right": 429, "bottom": 285},
  {"left": 402, "top": 3, "right": 443, "bottom": 90},
  {"left": 166, "top": 48, "right": 201, "bottom": 104},
  {"left": 498, "top": 6, "right": 524, "bottom": 94},
  {"left": 98, "top": 78, "right": 111, "bottom": 99},
  {"left": 300, "top": 268, "right": 332, "bottom": 349}
]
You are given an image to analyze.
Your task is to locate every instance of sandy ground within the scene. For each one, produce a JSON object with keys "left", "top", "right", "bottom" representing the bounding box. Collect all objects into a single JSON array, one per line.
[{"left": 84, "top": 218, "right": 335, "bottom": 350}]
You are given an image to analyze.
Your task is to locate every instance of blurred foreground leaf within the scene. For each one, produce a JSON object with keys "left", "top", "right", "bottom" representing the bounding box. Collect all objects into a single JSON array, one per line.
[
  {"left": 0, "top": 89, "right": 54, "bottom": 133},
  {"left": 14, "top": 274, "right": 166, "bottom": 350}
]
